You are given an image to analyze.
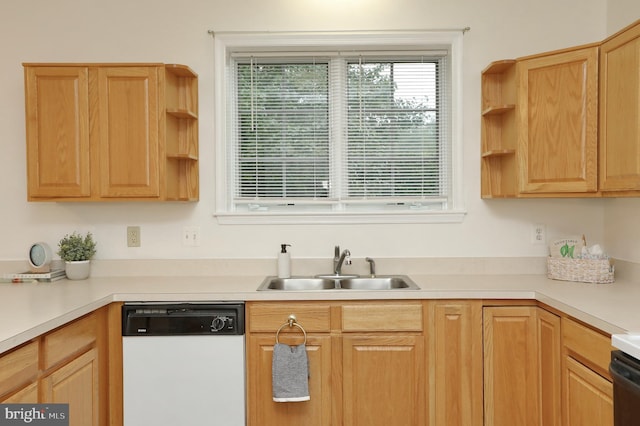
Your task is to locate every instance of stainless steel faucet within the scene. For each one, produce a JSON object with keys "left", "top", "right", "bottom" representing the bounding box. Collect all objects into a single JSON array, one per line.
[{"left": 333, "top": 245, "right": 351, "bottom": 275}]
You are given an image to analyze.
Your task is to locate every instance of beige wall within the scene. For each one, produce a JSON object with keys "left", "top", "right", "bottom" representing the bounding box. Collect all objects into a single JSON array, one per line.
[
  {"left": 604, "top": 199, "right": 640, "bottom": 262},
  {"left": 0, "top": 0, "right": 611, "bottom": 262},
  {"left": 607, "top": 0, "right": 640, "bottom": 33}
]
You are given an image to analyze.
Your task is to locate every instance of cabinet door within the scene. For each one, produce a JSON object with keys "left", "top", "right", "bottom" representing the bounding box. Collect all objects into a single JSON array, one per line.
[
  {"left": 600, "top": 21, "right": 640, "bottom": 191},
  {"left": 0, "top": 340, "right": 39, "bottom": 399},
  {"left": 430, "top": 301, "right": 483, "bottom": 426},
  {"left": 41, "top": 348, "right": 99, "bottom": 426},
  {"left": 0, "top": 382, "right": 38, "bottom": 403},
  {"left": 537, "top": 308, "right": 562, "bottom": 426},
  {"left": 517, "top": 46, "right": 598, "bottom": 193},
  {"left": 25, "top": 66, "right": 91, "bottom": 199},
  {"left": 94, "top": 66, "right": 160, "bottom": 198},
  {"left": 246, "top": 334, "right": 332, "bottom": 426},
  {"left": 342, "top": 334, "right": 426, "bottom": 426},
  {"left": 563, "top": 356, "right": 613, "bottom": 426},
  {"left": 483, "top": 306, "right": 539, "bottom": 426}
]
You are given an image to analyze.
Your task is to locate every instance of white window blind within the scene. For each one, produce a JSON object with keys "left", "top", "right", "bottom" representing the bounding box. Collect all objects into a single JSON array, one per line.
[
  {"left": 214, "top": 31, "right": 465, "bottom": 224},
  {"left": 343, "top": 57, "right": 448, "bottom": 206},
  {"left": 234, "top": 59, "right": 331, "bottom": 201}
]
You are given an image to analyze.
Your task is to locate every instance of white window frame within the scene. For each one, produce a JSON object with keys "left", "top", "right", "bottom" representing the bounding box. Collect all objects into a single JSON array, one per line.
[{"left": 213, "top": 30, "right": 466, "bottom": 225}]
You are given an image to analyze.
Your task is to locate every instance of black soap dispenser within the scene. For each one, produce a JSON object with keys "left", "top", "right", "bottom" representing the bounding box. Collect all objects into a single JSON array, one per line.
[{"left": 277, "top": 244, "right": 291, "bottom": 278}]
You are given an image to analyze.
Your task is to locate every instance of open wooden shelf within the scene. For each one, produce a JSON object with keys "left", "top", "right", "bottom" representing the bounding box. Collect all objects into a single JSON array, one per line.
[
  {"left": 164, "top": 64, "right": 199, "bottom": 201},
  {"left": 481, "top": 59, "right": 517, "bottom": 198}
]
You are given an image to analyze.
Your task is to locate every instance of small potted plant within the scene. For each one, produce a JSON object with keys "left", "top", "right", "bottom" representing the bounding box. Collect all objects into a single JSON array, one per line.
[{"left": 57, "top": 232, "right": 97, "bottom": 280}]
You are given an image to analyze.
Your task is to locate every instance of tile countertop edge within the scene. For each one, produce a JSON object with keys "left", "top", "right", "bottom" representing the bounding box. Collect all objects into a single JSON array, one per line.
[{"left": 0, "top": 272, "right": 637, "bottom": 354}]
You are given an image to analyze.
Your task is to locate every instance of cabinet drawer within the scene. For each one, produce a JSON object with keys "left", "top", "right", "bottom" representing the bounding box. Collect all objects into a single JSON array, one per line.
[
  {"left": 342, "top": 302, "right": 423, "bottom": 332},
  {"left": 43, "top": 312, "right": 97, "bottom": 370},
  {"left": 0, "top": 340, "right": 39, "bottom": 397},
  {"left": 563, "top": 317, "right": 613, "bottom": 379},
  {"left": 247, "top": 302, "right": 332, "bottom": 333}
]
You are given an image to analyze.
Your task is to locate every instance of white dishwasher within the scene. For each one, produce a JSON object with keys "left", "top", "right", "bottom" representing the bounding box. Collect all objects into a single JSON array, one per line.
[{"left": 122, "top": 302, "right": 245, "bottom": 426}]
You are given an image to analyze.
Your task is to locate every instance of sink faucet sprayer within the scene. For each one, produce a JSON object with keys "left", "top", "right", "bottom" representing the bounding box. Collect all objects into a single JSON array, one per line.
[
  {"left": 365, "top": 257, "right": 376, "bottom": 277},
  {"left": 333, "top": 246, "right": 352, "bottom": 275}
]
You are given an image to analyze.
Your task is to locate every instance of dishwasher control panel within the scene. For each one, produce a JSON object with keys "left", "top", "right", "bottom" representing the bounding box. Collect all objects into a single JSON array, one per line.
[{"left": 122, "top": 302, "right": 245, "bottom": 336}]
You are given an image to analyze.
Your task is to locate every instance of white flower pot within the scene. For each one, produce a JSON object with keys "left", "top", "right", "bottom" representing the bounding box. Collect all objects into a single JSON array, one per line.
[{"left": 65, "top": 260, "right": 91, "bottom": 280}]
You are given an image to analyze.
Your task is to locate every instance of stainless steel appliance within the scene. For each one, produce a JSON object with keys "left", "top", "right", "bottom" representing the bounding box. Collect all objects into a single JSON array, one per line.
[
  {"left": 122, "top": 302, "right": 245, "bottom": 426},
  {"left": 610, "top": 350, "right": 640, "bottom": 425}
]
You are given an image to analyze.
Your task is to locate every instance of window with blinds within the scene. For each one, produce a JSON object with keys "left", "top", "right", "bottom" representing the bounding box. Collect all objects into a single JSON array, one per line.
[
  {"left": 214, "top": 31, "right": 464, "bottom": 223},
  {"left": 345, "top": 58, "right": 446, "bottom": 202},
  {"left": 235, "top": 61, "right": 331, "bottom": 200}
]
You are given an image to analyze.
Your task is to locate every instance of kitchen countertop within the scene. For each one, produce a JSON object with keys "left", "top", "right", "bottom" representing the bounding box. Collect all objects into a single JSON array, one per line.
[{"left": 1, "top": 271, "right": 639, "bottom": 354}]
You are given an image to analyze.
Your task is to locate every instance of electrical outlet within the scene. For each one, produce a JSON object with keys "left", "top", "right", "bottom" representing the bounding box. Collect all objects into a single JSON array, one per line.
[
  {"left": 127, "top": 226, "right": 141, "bottom": 247},
  {"left": 531, "top": 223, "right": 546, "bottom": 245},
  {"left": 183, "top": 226, "right": 201, "bottom": 247}
]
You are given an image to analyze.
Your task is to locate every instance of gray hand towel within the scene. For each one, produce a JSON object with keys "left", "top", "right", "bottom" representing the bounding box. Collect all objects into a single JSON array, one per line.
[{"left": 272, "top": 343, "right": 310, "bottom": 402}]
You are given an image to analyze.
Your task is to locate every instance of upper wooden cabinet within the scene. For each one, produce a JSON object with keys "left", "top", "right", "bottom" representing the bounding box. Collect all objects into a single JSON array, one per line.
[
  {"left": 600, "top": 21, "right": 640, "bottom": 193},
  {"left": 94, "top": 66, "right": 161, "bottom": 199},
  {"left": 24, "top": 63, "right": 199, "bottom": 202},
  {"left": 482, "top": 18, "right": 640, "bottom": 198},
  {"left": 481, "top": 45, "right": 599, "bottom": 198},
  {"left": 24, "top": 66, "right": 91, "bottom": 198},
  {"left": 517, "top": 46, "right": 599, "bottom": 194}
]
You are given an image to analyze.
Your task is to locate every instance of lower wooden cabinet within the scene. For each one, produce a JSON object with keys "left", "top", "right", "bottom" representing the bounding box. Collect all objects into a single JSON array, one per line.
[
  {"left": 342, "top": 334, "right": 426, "bottom": 425},
  {"left": 246, "top": 301, "right": 427, "bottom": 426},
  {"left": 0, "top": 305, "right": 121, "bottom": 426},
  {"left": 247, "top": 300, "right": 614, "bottom": 426},
  {"left": 0, "top": 382, "right": 39, "bottom": 403},
  {"left": 40, "top": 310, "right": 103, "bottom": 426},
  {"left": 537, "top": 308, "right": 563, "bottom": 426},
  {"left": 429, "top": 301, "right": 483, "bottom": 426},
  {"left": 0, "top": 340, "right": 39, "bottom": 403},
  {"left": 41, "top": 348, "right": 99, "bottom": 426},
  {"left": 484, "top": 306, "right": 540, "bottom": 426},
  {"left": 482, "top": 307, "right": 613, "bottom": 426},
  {"left": 483, "top": 305, "right": 562, "bottom": 426},
  {"left": 246, "top": 302, "right": 334, "bottom": 426},
  {"left": 562, "top": 317, "right": 614, "bottom": 426},
  {"left": 341, "top": 302, "right": 427, "bottom": 426},
  {"left": 563, "top": 356, "right": 613, "bottom": 426},
  {"left": 247, "top": 334, "right": 333, "bottom": 426},
  {"left": 0, "top": 299, "right": 616, "bottom": 426}
]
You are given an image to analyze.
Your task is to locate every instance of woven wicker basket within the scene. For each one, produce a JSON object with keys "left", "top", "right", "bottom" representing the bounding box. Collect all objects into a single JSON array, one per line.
[{"left": 547, "top": 257, "right": 614, "bottom": 284}]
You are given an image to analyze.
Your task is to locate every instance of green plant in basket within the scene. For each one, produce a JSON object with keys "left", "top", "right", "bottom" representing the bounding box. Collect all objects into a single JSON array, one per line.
[{"left": 57, "top": 232, "right": 97, "bottom": 262}]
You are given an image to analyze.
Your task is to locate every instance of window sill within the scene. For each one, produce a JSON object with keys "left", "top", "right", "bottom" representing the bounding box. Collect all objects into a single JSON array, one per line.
[{"left": 214, "top": 210, "right": 467, "bottom": 225}]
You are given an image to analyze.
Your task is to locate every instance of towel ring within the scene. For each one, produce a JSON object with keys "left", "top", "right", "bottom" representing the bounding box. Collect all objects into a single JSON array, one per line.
[{"left": 275, "top": 314, "right": 307, "bottom": 345}]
